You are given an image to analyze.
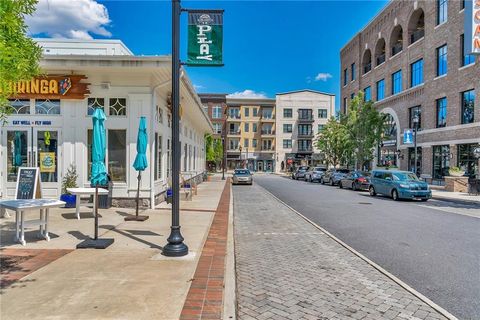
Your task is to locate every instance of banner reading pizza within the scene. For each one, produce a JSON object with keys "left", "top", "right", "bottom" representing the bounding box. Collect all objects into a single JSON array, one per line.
[{"left": 187, "top": 10, "right": 224, "bottom": 66}]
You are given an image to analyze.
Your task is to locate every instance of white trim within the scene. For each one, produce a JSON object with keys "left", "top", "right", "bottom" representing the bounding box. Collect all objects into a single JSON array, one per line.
[
  {"left": 434, "top": 20, "right": 447, "bottom": 30},
  {"left": 407, "top": 36, "right": 424, "bottom": 49},
  {"left": 458, "top": 62, "right": 475, "bottom": 71},
  {"left": 433, "top": 74, "right": 447, "bottom": 81},
  {"left": 399, "top": 138, "right": 480, "bottom": 149}
]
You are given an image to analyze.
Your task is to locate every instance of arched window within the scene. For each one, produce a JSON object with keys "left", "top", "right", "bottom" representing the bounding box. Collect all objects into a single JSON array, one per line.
[
  {"left": 408, "top": 9, "right": 425, "bottom": 44},
  {"left": 390, "top": 25, "right": 403, "bottom": 56},
  {"left": 362, "top": 49, "right": 372, "bottom": 74},
  {"left": 375, "top": 38, "right": 386, "bottom": 65}
]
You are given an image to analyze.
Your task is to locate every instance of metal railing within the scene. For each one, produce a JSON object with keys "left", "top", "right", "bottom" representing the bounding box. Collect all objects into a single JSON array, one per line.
[
  {"left": 392, "top": 43, "right": 403, "bottom": 56},
  {"left": 410, "top": 29, "right": 424, "bottom": 44},
  {"left": 363, "top": 62, "right": 372, "bottom": 74},
  {"left": 376, "top": 53, "right": 386, "bottom": 65}
]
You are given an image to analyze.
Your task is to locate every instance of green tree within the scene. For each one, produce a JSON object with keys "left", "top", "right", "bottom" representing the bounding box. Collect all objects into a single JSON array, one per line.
[
  {"left": 0, "top": 0, "right": 42, "bottom": 124},
  {"left": 205, "top": 135, "right": 224, "bottom": 170},
  {"left": 213, "top": 138, "right": 223, "bottom": 167},
  {"left": 346, "top": 92, "right": 387, "bottom": 170},
  {"left": 315, "top": 117, "right": 350, "bottom": 167}
]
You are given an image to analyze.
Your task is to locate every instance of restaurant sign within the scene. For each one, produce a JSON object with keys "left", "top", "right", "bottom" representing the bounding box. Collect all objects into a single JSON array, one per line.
[
  {"left": 187, "top": 10, "right": 224, "bottom": 66},
  {"left": 465, "top": 0, "right": 480, "bottom": 55},
  {"left": 1, "top": 75, "right": 90, "bottom": 100}
]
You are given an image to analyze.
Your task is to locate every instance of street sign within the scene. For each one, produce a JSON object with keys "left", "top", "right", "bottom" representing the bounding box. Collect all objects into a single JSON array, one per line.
[
  {"left": 403, "top": 129, "right": 413, "bottom": 145},
  {"left": 186, "top": 10, "right": 224, "bottom": 66}
]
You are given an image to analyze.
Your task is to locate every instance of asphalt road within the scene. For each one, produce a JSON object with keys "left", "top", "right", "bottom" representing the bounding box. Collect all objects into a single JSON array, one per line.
[{"left": 253, "top": 174, "right": 480, "bottom": 320}]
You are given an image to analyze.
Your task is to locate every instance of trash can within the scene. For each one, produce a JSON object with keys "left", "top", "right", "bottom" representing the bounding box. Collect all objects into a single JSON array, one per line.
[{"left": 91, "top": 176, "right": 113, "bottom": 209}]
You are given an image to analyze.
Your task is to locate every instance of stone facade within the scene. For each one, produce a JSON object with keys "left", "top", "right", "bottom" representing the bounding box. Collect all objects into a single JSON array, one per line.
[{"left": 340, "top": 0, "right": 480, "bottom": 180}]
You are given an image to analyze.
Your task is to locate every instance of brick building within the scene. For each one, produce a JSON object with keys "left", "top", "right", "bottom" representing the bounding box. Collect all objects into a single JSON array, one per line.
[{"left": 340, "top": 0, "right": 480, "bottom": 181}]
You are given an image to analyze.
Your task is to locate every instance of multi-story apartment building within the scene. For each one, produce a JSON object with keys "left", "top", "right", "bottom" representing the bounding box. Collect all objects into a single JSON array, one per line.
[
  {"left": 340, "top": 0, "right": 479, "bottom": 181},
  {"left": 275, "top": 90, "right": 335, "bottom": 172},
  {"left": 225, "top": 98, "right": 276, "bottom": 171},
  {"left": 199, "top": 94, "right": 227, "bottom": 140}
]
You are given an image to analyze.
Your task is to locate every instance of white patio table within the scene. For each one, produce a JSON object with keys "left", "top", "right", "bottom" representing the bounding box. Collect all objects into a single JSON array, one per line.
[
  {"left": 0, "top": 199, "right": 65, "bottom": 246},
  {"left": 66, "top": 188, "right": 109, "bottom": 220}
]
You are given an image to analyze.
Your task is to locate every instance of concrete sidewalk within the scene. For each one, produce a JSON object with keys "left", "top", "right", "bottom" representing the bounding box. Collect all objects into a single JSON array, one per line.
[
  {"left": 233, "top": 183, "right": 454, "bottom": 320},
  {"left": 0, "top": 176, "right": 227, "bottom": 320},
  {"left": 431, "top": 189, "right": 480, "bottom": 204}
]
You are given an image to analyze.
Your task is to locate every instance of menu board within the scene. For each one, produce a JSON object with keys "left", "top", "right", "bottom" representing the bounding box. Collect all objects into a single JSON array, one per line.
[{"left": 15, "top": 167, "right": 41, "bottom": 199}]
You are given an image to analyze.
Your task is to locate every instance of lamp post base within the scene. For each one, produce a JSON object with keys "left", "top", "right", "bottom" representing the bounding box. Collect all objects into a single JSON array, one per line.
[{"left": 162, "top": 226, "right": 188, "bottom": 257}]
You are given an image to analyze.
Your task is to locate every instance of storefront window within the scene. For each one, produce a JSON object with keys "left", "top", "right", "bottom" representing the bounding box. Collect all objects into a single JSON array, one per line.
[
  {"left": 35, "top": 99, "right": 60, "bottom": 115},
  {"left": 457, "top": 143, "right": 479, "bottom": 177},
  {"left": 87, "top": 98, "right": 105, "bottom": 115},
  {"left": 109, "top": 98, "right": 127, "bottom": 116},
  {"left": 6, "top": 131, "right": 28, "bottom": 182},
  {"left": 461, "top": 90, "right": 475, "bottom": 124},
  {"left": 108, "top": 130, "right": 126, "bottom": 182},
  {"left": 433, "top": 145, "right": 450, "bottom": 179},
  {"left": 9, "top": 99, "right": 30, "bottom": 114},
  {"left": 408, "top": 147, "right": 422, "bottom": 175}
]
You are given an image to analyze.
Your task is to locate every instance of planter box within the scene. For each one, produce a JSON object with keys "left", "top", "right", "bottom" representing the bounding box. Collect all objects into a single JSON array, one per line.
[
  {"left": 444, "top": 176, "right": 469, "bottom": 193},
  {"left": 60, "top": 194, "right": 77, "bottom": 208}
]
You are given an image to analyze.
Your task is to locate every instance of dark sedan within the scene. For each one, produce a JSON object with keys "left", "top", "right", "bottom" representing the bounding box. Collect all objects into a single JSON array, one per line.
[
  {"left": 291, "top": 166, "right": 309, "bottom": 180},
  {"left": 321, "top": 169, "right": 350, "bottom": 186},
  {"left": 339, "top": 171, "right": 371, "bottom": 191}
]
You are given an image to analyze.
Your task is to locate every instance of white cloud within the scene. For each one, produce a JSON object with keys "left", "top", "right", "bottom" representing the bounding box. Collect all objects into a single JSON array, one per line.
[
  {"left": 314, "top": 72, "right": 333, "bottom": 82},
  {"left": 227, "top": 90, "right": 268, "bottom": 99},
  {"left": 193, "top": 84, "right": 205, "bottom": 91},
  {"left": 26, "top": 0, "right": 111, "bottom": 40}
]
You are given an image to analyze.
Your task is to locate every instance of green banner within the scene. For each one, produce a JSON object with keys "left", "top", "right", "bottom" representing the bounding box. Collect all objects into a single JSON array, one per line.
[{"left": 187, "top": 11, "right": 223, "bottom": 66}]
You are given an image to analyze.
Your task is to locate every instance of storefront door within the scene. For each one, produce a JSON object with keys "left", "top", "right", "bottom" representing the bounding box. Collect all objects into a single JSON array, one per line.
[
  {"left": 2, "top": 127, "right": 61, "bottom": 198},
  {"left": 257, "top": 161, "right": 263, "bottom": 172}
]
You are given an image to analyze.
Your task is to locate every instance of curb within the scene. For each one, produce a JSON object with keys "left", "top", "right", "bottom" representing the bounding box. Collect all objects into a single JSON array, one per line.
[
  {"left": 432, "top": 195, "right": 480, "bottom": 206},
  {"left": 258, "top": 185, "right": 458, "bottom": 320},
  {"left": 223, "top": 182, "right": 237, "bottom": 320}
]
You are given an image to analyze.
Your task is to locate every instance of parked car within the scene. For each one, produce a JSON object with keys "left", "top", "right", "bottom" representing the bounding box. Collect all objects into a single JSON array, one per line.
[
  {"left": 321, "top": 169, "right": 350, "bottom": 186},
  {"left": 369, "top": 170, "right": 431, "bottom": 201},
  {"left": 305, "top": 167, "right": 327, "bottom": 182},
  {"left": 291, "top": 166, "right": 309, "bottom": 180},
  {"left": 232, "top": 169, "right": 253, "bottom": 185},
  {"left": 339, "top": 171, "right": 371, "bottom": 191}
]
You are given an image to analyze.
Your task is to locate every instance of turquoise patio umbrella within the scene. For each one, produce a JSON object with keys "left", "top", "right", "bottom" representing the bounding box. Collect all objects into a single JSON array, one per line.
[
  {"left": 127, "top": 117, "right": 149, "bottom": 221},
  {"left": 90, "top": 108, "right": 107, "bottom": 239},
  {"left": 13, "top": 132, "right": 23, "bottom": 167}
]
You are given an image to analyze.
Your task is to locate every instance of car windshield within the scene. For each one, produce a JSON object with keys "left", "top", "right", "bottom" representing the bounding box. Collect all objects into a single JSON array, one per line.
[
  {"left": 393, "top": 172, "right": 419, "bottom": 181},
  {"left": 234, "top": 170, "right": 250, "bottom": 175},
  {"left": 360, "top": 172, "right": 371, "bottom": 177},
  {"left": 314, "top": 167, "right": 326, "bottom": 171},
  {"left": 337, "top": 169, "right": 350, "bottom": 174}
]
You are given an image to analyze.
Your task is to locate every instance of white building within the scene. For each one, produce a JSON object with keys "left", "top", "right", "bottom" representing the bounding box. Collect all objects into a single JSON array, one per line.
[
  {"left": 0, "top": 39, "right": 212, "bottom": 208},
  {"left": 275, "top": 90, "right": 335, "bottom": 172}
]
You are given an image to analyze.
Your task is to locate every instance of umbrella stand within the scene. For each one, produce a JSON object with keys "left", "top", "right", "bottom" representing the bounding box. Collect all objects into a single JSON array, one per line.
[
  {"left": 77, "top": 185, "right": 115, "bottom": 249},
  {"left": 124, "top": 171, "right": 149, "bottom": 221}
]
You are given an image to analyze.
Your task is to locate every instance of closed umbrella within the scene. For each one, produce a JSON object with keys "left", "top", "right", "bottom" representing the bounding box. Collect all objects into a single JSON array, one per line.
[
  {"left": 77, "top": 108, "right": 113, "bottom": 249},
  {"left": 126, "top": 116, "right": 149, "bottom": 221},
  {"left": 13, "top": 132, "right": 23, "bottom": 167}
]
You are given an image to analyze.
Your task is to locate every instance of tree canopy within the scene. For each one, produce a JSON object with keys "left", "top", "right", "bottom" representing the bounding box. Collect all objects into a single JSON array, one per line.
[{"left": 0, "top": 0, "right": 42, "bottom": 124}]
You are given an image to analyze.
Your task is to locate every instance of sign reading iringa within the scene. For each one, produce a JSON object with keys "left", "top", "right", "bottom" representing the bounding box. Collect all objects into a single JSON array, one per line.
[
  {"left": 465, "top": 0, "right": 480, "bottom": 55},
  {"left": 1, "top": 75, "right": 90, "bottom": 100},
  {"left": 186, "top": 10, "right": 224, "bottom": 66}
]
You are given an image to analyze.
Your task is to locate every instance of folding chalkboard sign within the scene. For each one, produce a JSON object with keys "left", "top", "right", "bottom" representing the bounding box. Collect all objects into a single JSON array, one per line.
[{"left": 15, "top": 167, "right": 42, "bottom": 199}]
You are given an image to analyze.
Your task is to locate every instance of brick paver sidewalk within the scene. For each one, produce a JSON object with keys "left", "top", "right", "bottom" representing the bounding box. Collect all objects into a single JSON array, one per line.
[{"left": 233, "top": 184, "right": 449, "bottom": 320}]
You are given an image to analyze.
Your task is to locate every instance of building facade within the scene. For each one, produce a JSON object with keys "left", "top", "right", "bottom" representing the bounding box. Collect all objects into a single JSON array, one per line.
[
  {"left": 199, "top": 93, "right": 227, "bottom": 140},
  {"left": 0, "top": 39, "right": 212, "bottom": 207},
  {"left": 225, "top": 98, "right": 276, "bottom": 172},
  {"left": 340, "top": 0, "right": 480, "bottom": 181},
  {"left": 275, "top": 90, "right": 335, "bottom": 173}
]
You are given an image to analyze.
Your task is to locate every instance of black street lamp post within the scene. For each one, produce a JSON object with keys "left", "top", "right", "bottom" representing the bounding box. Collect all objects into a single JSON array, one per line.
[
  {"left": 413, "top": 113, "right": 419, "bottom": 176},
  {"left": 163, "top": 0, "right": 188, "bottom": 257}
]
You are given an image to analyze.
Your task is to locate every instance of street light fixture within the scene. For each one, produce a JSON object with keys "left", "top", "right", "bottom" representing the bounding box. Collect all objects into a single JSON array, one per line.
[{"left": 413, "top": 113, "right": 420, "bottom": 176}]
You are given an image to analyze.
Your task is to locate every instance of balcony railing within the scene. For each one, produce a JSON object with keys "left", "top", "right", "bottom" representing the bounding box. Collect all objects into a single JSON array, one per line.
[
  {"left": 260, "top": 115, "right": 275, "bottom": 121},
  {"left": 297, "top": 147, "right": 312, "bottom": 153},
  {"left": 227, "top": 130, "right": 241, "bottom": 135},
  {"left": 392, "top": 42, "right": 403, "bottom": 56},
  {"left": 298, "top": 116, "right": 314, "bottom": 122},
  {"left": 261, "top": 130, "right": 275, "bottom": 135},
  {"left": 376, "top": 53, "right": 386, "bottom": 66},
  {"left": 297, "top": 131, "right": 314, "bottom": 137},
  {"left": 261, "top": 146, "right": 275, "bottom": 151},
  {"left": 363, "top": 62, "right": 372, "bottom": 74},
  {"left": 410, "top": 29, "right": 424, "bottom": 44},
  {"left": 227, "top": 114, "right": 241, "bottom": 120}
]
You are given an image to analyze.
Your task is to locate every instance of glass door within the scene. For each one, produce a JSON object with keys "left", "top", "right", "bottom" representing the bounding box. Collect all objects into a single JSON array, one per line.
[
  {"left": 2, "top": 128, "right": 32, "bottom": 197},
  {"left": 34, "top": 129, "right": 59, "bottom": 186}
]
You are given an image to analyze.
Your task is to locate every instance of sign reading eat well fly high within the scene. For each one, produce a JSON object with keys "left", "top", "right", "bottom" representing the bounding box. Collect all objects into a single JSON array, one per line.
[
  {"left": 465, "top": 0, "right": 480, "bottom": 55},
  {"left": 186, "top": 10, "right": 224, "bottom": 66}
]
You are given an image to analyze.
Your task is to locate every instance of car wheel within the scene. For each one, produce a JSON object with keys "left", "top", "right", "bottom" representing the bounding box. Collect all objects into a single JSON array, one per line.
[
  {"left": 392, "top": 189, "right": 399, "bottom": 201},
  {"left": 321, "top": 178, "right": 324, "bottom": 185},
  {"left": 339, "top": 182, "right": 343, "bottom": 189},
  {"left": 369, "top": 186, "right": 376, "bottom": 196},
  {"left": 352, "top": 182, "right": 357, "bottom": 191}
]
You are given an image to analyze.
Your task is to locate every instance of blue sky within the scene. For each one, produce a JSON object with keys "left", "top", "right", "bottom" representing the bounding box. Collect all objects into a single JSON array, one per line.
[{"left": 28, "top": 0, "right": 389, "bottom": 109}]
